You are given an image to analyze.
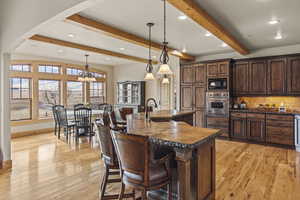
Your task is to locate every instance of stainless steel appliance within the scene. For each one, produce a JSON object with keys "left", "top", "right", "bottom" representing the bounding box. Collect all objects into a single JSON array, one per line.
[
  {"left": 208, "top": 78, "right": 228, "bottom": 90},
  {"left": 295, "top": 115, "right": 300, "bottom": 152},
  {"left": 206, "top": 92, "right": 229, "bottom": 116}
]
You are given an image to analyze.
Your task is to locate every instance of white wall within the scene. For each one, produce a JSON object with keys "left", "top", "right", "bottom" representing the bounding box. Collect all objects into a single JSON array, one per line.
[
  {"left": 113, "top": 56, "right": 180, "bottom": 110},
  {"left": 10, "top": 53, "right": 115, "bottom": 133},
  {"left": 196, "top": 44, "right": 300, "bottom": 61}
]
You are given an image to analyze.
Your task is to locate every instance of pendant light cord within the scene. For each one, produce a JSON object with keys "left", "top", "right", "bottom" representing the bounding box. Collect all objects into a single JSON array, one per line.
[
  {"left": 163, "top": 0, "right": 166, "bottom": 43},
  {"left": 159, "top": 0, "right": 169, "bottom": 65}
]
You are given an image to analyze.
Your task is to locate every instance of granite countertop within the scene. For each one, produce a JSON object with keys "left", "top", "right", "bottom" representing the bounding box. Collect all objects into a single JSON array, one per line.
[
  {"left": 230, "top": 108, "right": 300, "bottom": 115},
  {"left": 126, "top": 113, "right": 220, "bottom": 149},
  {"left": 149, "top": 110, "right": 195, "bottom": 119}
]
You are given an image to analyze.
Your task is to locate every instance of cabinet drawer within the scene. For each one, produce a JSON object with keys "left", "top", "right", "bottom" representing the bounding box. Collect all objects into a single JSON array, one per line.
[
  {"left": 266, "top": 126, "right": 294, "bottom": 145},
  {"left": 230, "top": 112, "right": 247, "bottom": 118},
  {"left": 266, "top": 120, "right": 294, "bottom": 127},
  {"left": 247, "top": 113, "right": 265, "bottom": 119},
  {"left": 207, "top": 116, "right": 229, "bottom": 127},
  {"left": 266, "top": 114, "right": 294, "bottom": 121}
]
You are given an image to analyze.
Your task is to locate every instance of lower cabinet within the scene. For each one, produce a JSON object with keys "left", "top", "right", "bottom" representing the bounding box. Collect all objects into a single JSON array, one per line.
[
  {"left": 246, "top": 113, "right": 266, "bottom": 142},
  {"left": 195, "top": 109, "right": 206, "bottom": 127},
  {"left": 207, "top": 116, "right": 229, "bottom": 137},
  {"left": 230, "top": 116, "right": 247, "bottom": 139}
]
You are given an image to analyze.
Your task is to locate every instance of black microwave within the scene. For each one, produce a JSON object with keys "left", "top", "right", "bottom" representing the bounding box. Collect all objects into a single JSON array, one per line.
[{"left": 208, "top": 78, "right": 227, "bottom": 90}]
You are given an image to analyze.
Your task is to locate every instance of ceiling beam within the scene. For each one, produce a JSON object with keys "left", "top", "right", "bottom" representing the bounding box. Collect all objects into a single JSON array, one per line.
[
  {"left": 29, "top": 35, "right": 157, "bottom": 64},
  {"left": 66, "top": 14, "right": 195, "bottom": 61},
  {"left": 167, "top": 0, "right": 249, "bottom": 55}
]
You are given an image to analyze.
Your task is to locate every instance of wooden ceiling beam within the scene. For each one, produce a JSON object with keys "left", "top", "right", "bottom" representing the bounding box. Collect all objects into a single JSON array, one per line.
[
  {"left": 29, "top": 35, "right": 157, "bottom": 64},
  {"left": 167, "top": 0, "right": 249, "bottom": 55},
  {"left": 66, "top": 14, "right": 195, "bottom": 61}
]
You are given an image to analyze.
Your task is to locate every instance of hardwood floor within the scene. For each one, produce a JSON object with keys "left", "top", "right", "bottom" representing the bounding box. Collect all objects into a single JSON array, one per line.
[{"left": 0, "top": 134, "right": 299, "bottom": 200}]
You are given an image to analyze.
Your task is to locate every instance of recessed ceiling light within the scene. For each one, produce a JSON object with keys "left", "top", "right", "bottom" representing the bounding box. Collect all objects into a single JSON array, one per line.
[
  {"left": 68, "top": 33, "right": 75, "bottom": 38},
  {"left": 182, "top": 47, "right": 187, "bottom": 53},
  {"left": 119, "top": 47, "right": 125, "bottom": 51},
  {"left": 178, "top": 15, "right": 187, "bottom": 20},
  {"left": 221, "top": 42, "right": 228, "bottom": 47},
  {"left": 275, "top": 33, "right": 283, "bottom": 40},
  {"left": 205, "top": 31, "right": 212, "bottom": 37},
  {"left": 269, "top": 19, "right": 280, "bottom": 25},
  {"left": 105, "top": 57, "right": 111, "bottom": 61},
  {"left": 57, "top": 49, "right": 63, "bottom": 53}
]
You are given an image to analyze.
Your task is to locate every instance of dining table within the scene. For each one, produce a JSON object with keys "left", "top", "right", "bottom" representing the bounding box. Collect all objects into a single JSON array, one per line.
[{"left": 126, "top": 112, "right": 221, "bottom": 200}]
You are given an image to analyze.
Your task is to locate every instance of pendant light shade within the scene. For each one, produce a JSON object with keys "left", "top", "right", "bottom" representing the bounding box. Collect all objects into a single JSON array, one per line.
[
  {"left": 158, "top": 0, "right": 173, "bottom": 75},
  {"left": 144, "top": 23, "right": 155, "bottom": 80},
  {"left": 162, "top": 75, "right": 169, "bottom": 84},
  {"left": 78, "top": 54, "right": 96, "bottom": 82}
]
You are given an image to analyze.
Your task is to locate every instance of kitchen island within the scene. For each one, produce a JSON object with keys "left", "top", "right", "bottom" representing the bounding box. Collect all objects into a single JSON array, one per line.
[
  {"left": 126, "top": 113, "right": 221, "bottom": 200},
  {"left": 149, "top": 110, "right": 194, "bottom": 126}
]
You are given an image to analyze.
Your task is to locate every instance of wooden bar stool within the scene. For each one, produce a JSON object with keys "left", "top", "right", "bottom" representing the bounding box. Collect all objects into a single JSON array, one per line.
[
  {"left": 95, "top": 116, "right": 135, "bottom": 200},
  {"left": 111, "top": 131, "right": 172, "bottom": 200}
]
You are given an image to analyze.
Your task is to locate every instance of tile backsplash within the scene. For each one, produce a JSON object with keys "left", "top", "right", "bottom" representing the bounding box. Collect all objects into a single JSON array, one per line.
[{"left": 235, "top": 97, "right": 300, "bottom": 111}]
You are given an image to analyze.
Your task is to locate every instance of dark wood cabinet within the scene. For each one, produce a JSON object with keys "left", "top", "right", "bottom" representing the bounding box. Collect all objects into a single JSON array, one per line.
[
  {"left": 267, "top": 58, "right": 287, "bottom": 95},
  {"left": 181, "top": 66, "right": 194, "bottom": 84},
  {"left": 287, "top": 56, "right": 300, "bottom": 95},
  {"left": 246, "top": 113, "right": 266, "bottom": 142},
  {"left": 249, "top": 60, "right": 267, "bottom": 95},
  {"left": 207, "top": 63, "right": 218, "bottom": 77},
  {"left": 195, "top": 109, "right": 206, "bottom": 127},
  {"left": 195, "top": 64, "right": 206, "bottom": 85},
  {"left": 230, "top": 113, "right": 247, "bottom": 139},
  {"left": 207, "top": 116, "right": 229, "bottom": 137},
  {"left": 232, "top": 61, "right": 249, "bottom": 95},
  {"left": 218, "top": 61, "right": 229, "bottom": 76},
  {"left": 207, "top": 61, "right": 229, "bottom": 77},
  {"left": 180, "top": 85, "right": 193, "bottom": 110},
  {"left": 194, "top": 85, "right": 206, "bottom": 109}
]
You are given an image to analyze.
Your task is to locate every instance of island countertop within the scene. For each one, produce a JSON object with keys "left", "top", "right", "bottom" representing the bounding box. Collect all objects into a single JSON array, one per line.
[
  {"left": 127, "top": 113, "right": 220, "bottom": 149},
  {"left": 149, "top": 109, "right": 195, "bottom": 119}
]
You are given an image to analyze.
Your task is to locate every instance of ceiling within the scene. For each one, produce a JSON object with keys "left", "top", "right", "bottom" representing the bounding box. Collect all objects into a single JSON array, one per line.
[{"left": 14, "top": 0, "right": 300, "bottom": 65}]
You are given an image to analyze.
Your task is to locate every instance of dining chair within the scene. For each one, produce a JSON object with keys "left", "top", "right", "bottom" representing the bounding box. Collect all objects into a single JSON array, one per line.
[
  {"left": 119, "top": 107, "right": 134, "bottom": 121},
  {"left": 56, "top": 107, "right": 75, "bottom": 141},
  {"left": 108, "top": 111, "right": 127, "bottom": 132},
  {"left": 52, "top": 105, "right": 64, "bottom": 136},
  {"left": 111, "top": 131, "right": 173, "bottom": 200},
  {"left": 74, "top": 107, "right": 93, "bottom": 142},
  {"left": 95, "top": 120, "right": 135, "bottom": 200},
  {"left": 74, "top": 103, "right": 85, "bottom": 109}
]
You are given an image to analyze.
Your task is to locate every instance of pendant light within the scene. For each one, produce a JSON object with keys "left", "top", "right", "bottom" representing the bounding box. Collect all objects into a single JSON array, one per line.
[
  {"left": 157, "top": 0, "right": 173, "bottom": 75},
  {"left": 144, "top": 22, "right": 155, "bottom": 80},
  {"left": 162, "top": 74, "right": 169, "bottom": 84},
  {"left": 78, "top": 54, "right": 96, "bottom": 82}
]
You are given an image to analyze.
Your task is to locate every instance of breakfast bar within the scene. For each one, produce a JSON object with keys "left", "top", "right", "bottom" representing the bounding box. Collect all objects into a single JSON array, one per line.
[{"left": 126, "top": 113, "right": 221, "bottom": 200}]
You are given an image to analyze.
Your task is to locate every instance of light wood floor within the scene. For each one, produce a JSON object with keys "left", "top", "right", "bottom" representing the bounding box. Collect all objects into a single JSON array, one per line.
[{"left": 0, "top": 133, "right": 299, "bottom": 200}]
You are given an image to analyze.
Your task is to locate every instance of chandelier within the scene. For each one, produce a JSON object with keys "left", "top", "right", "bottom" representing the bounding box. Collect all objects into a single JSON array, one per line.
[
  {"left": 144, "top": 22, "right": 155, "bottom": 80},
  {"left": 157, "top": 0, "right": 173, "bottom": 75},
  {"left": 78, "top": 54, "right": 96, "bottom": 82}
]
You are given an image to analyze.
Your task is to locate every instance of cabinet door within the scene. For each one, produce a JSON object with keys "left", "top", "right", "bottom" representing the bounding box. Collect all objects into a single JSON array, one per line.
[
  {"left": 249, "top": 60, "right": 267, "bottom": 95},
  {"left": 195, "top": 109, "right": 206, "bottom": 127},
  {"left": 232, "top": 62, "right": 249, "bottom": 95},
  {"left": 207, "top": 63, "right": 219, "bottom": 77},
  {"left": 267, "top": 58, "right": 286, "bottom": 95},
  {"left": 180, "top": 85, "right": 193, "bottom": 110},
  {"left": 230, "top": 117, "right": 247, "bottom": 139},
  {"left": 247, "top": 118, "right": 266, "bottom": 142},
  {"left": 195, "top": 64, "right": 206, "bottom": 85},
  {"left": 181, "top": 66, "right": 194, "bottom": 84},
  {"left": 218, "top": 61, "right": 229, "bottom": 76},
  {"left": 194, "top": 85, "right": 206, "bottom": 109},
  {"left": 287, "top": 56, "right": 300, "bottom": 95}
]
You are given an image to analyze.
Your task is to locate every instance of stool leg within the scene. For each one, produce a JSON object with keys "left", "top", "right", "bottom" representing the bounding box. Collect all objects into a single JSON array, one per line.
[
  {"left": 118, "top": 182, "right": 125, "bottom": 200},
  {"left": 141, "top": 189, "right": 147, "bottom": 200},
  {"left": 167, "top": 182, "right": 172, "bottom": 200},
  {"left": 100, "top": 166, "right": 109, "bottom": 199},
  {"left": 132, "top": 189, "right": 135, "bottom": 200}
]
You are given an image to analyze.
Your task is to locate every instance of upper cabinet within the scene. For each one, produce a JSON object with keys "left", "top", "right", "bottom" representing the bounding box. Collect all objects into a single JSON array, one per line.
[
  {"left": 207, "top": 61, "right": 229, "bottom": 77},
  {"left": 232, "top": 55, "right": 300, "bottom": 96},
  {"left": 181, "top": 65, "right": 194, "bottom": 84},
  {"left": 287, "top": 56, "right": 300, "bottom": 95},
  {"left": 267, "top": 58, "right": 286, "bottom": 95},
  {"left": 195, "top": 64, "right": 206, "bottom": 85}
]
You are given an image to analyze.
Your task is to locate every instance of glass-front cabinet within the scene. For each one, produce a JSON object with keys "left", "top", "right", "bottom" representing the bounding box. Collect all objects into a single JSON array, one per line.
[{"left": 117, "top": 81, "right": 145, "bottom": 112}]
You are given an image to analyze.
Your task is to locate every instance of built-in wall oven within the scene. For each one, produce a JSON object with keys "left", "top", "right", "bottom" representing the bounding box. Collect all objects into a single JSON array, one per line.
[
  {"left": 208, "top": 78, "right": 228, "bottom": 90},
  {"left": 206, "top": 92, "right": 229, "bottom": 116}
]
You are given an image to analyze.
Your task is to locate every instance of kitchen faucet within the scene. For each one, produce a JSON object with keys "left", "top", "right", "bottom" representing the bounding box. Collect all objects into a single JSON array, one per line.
[{"left": 145, "top": 98, "right": 158, "bottom": 120}]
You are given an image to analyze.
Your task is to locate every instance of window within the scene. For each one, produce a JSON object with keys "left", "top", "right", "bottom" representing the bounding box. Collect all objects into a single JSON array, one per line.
[
  {"left": 38, "top": 65, "right": 60, "bottom": 74},
  {"left": 67, "top": 81, "right": 83, "bottom": 108},
  {"left": 10, "top": 64, "right": 31, "bottom": 72},
  {"left": 91, "top": 72, "right": 105, "bottom": 78},
  {"left": 38, "top": 80, "right": 60, "bottom": 119},
  {"left": 10, "top": 78, "right": 32, "bottom": 121},
  {"left": 89, "top": 82, "right": 105, "bottom": 104},
  {"left": 66, "top": 68, "right": 83, "bottom": 76}
]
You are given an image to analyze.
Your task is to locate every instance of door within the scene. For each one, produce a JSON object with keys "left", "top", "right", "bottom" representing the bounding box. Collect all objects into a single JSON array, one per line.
[
  {"left": 249, "top": 60, "right": 267, "bottom": 95},
  {"left": 287, "top": 56, "right": 300, "bottom": 95},
  {"left": 195, "top": 109, "right": 206, "bottom": 127},
  {"left": 195, "top": 64, "right": 206, "bottom": 85},
  {"left": 207, "top": 63, "right": 219, "bottom": 77},
  {"left": 267, "top": 58, "right": 286, "bottom": 95},
  {"left": 247, "top": 116, "right": 266, "bottom": 142},
  {"left": 232, "top": 61, "right": 249, "bottom": 95},
  {"left": 180, "top": 85, "right": 193, "bottom": 110},
  {"left": 181, "top": 66, "right": 194, "bottom": 84},
  {"left": 218, "top": 61, "right": 229, "bottom": 76},
  {"left": 230, "top": 117, "right": 247, "bottom": 139}
]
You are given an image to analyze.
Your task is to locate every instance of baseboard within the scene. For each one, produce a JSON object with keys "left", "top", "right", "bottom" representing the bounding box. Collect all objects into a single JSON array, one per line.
[
  {"left": 0, "top": 160, "right": 12, "bottom": 173},
  {"left": 11, "top": 128, "right": 54, "bottom": 139}
]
